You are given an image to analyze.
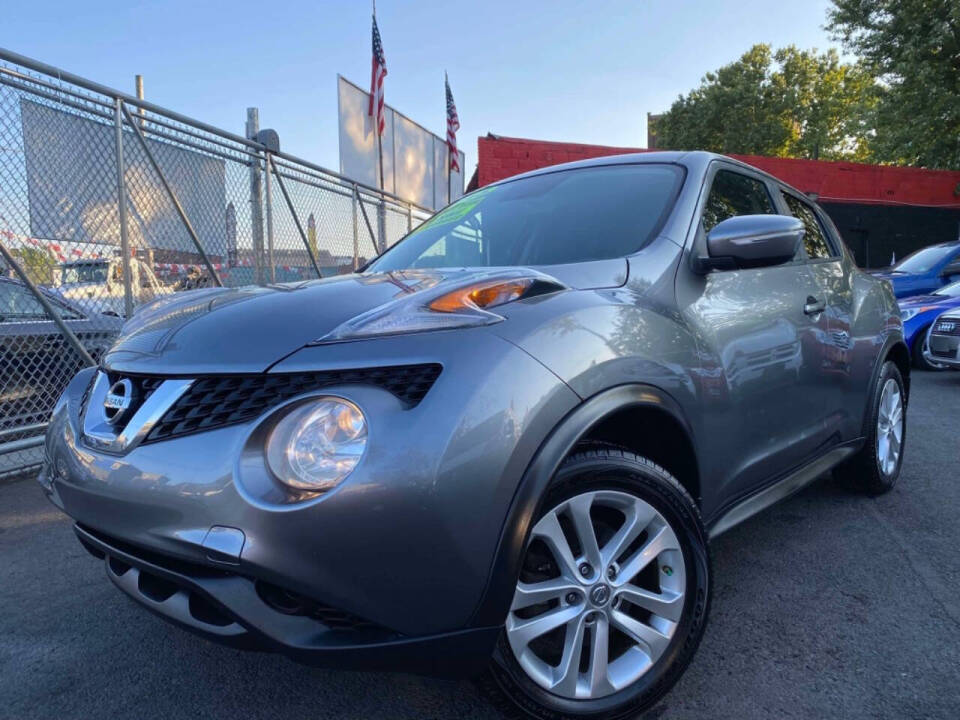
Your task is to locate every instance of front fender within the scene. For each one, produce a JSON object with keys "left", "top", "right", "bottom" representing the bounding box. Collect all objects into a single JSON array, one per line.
[{"left": 469, "top": 383, "right": 696, "bottom": 627}]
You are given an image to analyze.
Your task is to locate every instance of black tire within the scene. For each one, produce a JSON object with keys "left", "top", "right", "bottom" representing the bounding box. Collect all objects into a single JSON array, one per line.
[
  {"left": 910, "top": 329, "right": 946, "bottom": 371},
  {"left": 835, "top": 360, "right": 907, "bottom": 495},
  {"left": 477, "top": 448, "right": 711, "bottom": 719}
]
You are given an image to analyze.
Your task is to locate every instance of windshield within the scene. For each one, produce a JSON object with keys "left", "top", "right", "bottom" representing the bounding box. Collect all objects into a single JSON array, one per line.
[
  {"left": 933, "top": 280, "right": 960, "bottom": 297},
  {"left": 369, "top": 164, "right": 684, "bottom": 272},
  {"left": 61, "top": 262, "right": 109, "bottom": 285},
  {"left": 892, "top": 245, "right": 957, "bottom": 274}
]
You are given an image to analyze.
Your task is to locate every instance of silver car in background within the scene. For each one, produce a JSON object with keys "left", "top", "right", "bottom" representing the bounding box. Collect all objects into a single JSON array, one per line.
[{"left": 926, "top": 309, "right": 960, "bottom": 368}]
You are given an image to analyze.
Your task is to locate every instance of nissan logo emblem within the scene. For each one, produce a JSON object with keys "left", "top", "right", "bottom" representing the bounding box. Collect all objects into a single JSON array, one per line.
[
  {"left": 103, "top": 379, "right": 135, "bottom": 425},
  {"left": 589, "top": 584, "right": 611, "bottom": 606}
]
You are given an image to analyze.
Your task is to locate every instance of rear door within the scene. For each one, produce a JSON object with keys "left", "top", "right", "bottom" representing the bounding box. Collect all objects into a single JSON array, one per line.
[
  {"left": 778, "top": 190, "right": 849, "bottom": 440},
  {"left": 678, "top": 164, "right": 832, "bottom": 506},
  {"left": 779, "top": 190, "right": 866, "bottom": 442}
]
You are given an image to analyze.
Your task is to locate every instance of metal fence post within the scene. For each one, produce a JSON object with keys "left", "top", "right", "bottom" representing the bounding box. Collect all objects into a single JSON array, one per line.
[
  {"left": 113, "top": 98, "right": 135, "bottom": 317},
  {"left": 264, "top": 153, "right": 277, "bottom": 283},
  {"left": 407, "top": 202, "right": 412, "bottom": 233},
  {"left": 352, "top": 186, "right": 359, "bottom": 270},
  {"left": 246, "top": 108, "right": 265, "bottom": 285},
  {"left": 377, "top": 200, "right": 387, "bottom": 253}
]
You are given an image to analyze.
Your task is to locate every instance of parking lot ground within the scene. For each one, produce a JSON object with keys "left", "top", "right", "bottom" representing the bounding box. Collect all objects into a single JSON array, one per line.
[{"left": 1, "top": 371, "right": 958, "bottom": 720}]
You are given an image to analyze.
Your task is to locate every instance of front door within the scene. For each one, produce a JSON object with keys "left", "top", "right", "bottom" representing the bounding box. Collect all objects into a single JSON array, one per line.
[{"left": 678, "top": 166, "right": 832, "bottom": 507}]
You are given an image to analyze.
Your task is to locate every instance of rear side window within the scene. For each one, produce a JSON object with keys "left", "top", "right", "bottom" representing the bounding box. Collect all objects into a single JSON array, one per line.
[
  {"left": 782, "top": 193, "right": 836, "bottom": 259},
  {"left": 702, "top": 170, "right": 775, "bottom": 232}
]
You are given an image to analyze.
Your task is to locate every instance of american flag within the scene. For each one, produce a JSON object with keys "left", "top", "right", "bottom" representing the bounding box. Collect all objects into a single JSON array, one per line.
[
  {"left": 368, "top": 14, "right": 387, "bottom": 136},
  {"left": 445, "top": 74, "right": 460, "bottom": 172}
]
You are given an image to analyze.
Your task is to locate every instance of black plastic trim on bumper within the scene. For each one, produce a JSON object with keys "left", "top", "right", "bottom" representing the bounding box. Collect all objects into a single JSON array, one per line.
[{"left": 74, "top": 523, "right": 499, "bottom": 677}]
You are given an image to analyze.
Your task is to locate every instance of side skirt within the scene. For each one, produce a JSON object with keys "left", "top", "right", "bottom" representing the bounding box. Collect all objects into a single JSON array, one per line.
[{"left": 707, "top": 442, "right": 859, "bottom": 539}]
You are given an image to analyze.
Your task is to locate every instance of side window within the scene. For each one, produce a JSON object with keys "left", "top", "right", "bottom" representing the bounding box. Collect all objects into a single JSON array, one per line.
[
  {"left": 0, "top": 282, "right": 48, "bottom": 320},
  {"left": 0, "top": 283, "right": 83, "bottom": 321},
  {"left": 782, "top": 193, "right": 836, "bottom": 260},
  {"left": 702, "top": 170, "right": 776, "bottom": 232}
]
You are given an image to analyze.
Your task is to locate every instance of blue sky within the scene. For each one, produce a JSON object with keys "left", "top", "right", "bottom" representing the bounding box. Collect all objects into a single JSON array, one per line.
[{"left": 4, "top": 0, "right": 840, "bottom": 179}]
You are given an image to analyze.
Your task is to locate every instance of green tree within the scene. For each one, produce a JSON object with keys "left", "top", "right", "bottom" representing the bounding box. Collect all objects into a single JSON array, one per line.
[
  {"left": 655, "top": 44, "right": 877, "bottom": 161},
  {"left": 827, "top": 0, "right": 960, "bottom": 169},
  {"left": 10, "top": 246, "right": 56, "bottom": 286}
]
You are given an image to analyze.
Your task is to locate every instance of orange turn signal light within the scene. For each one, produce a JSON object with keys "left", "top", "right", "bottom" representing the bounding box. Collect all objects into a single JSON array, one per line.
[{"left": 428, "top": 279, "right": 534, "bottom": 313}]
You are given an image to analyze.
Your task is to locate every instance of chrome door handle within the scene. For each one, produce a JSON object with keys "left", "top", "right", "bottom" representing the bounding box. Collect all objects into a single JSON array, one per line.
[{"left": 804, "top": 296, "right": 826, "bottom": 315}]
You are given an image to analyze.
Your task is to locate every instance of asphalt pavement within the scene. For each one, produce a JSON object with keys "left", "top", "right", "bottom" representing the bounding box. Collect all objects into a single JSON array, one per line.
[{"left": 1, "top": 370, "right": 958, "bottom": 719}]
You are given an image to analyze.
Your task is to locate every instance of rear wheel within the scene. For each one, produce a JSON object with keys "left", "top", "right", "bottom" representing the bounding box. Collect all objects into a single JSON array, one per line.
[
  {"left": 835, "top": 360, "right": 906, "bottom": 495},
  {"left": 479, "top": 448, "right": 710, "bottom": 719}
]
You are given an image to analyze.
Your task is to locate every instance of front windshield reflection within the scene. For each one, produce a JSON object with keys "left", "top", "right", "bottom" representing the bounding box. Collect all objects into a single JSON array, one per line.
[{"left": 368, "top": 164, "right": 684, "bottom": 272}]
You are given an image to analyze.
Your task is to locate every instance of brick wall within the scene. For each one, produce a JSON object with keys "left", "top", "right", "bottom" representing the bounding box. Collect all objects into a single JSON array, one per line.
[{"left": 475, "top": 134, "right": 960, "bottom": 209}]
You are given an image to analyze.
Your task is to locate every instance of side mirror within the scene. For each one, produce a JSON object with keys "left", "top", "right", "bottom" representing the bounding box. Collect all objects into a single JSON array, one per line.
[{"left": 700, "top": 214, "right": 804, "bottom": 272}]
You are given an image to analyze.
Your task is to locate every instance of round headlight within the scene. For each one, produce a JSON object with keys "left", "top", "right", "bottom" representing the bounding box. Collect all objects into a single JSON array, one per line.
[{"left": 265, "top": 398, "right": 367, "bottom": 491}]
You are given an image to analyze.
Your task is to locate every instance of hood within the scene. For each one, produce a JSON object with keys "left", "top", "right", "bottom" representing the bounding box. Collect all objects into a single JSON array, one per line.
[
  {"left": 898, "top": 293, "right": 946, "bottom": 308},
  {"left": 103, "top": 263, "right": 623, "bottom": 375}
]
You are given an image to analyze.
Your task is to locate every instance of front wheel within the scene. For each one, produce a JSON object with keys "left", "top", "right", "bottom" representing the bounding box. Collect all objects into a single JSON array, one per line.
[{"left": 479, "top": 449, "right": 710, "bottom": 719}]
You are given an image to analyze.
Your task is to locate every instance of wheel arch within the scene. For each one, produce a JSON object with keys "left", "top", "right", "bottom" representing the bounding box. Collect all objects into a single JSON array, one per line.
[
  {"left": 887, "top": 339, "right": 910, "bottom": 394},
  {"left": 469, "top": 383, "right": 700, "bottom": 627},
  {"left": 860, "top": 335, "right": 910, "bottom": 438}
]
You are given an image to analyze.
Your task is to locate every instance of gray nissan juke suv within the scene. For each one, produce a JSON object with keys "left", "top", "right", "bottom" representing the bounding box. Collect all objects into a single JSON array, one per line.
[{"left": 40, "top": 151, "right": 908, "bottom": 719}]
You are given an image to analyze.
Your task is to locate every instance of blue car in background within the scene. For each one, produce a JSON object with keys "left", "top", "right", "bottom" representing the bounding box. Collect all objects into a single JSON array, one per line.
[
  {"left": 872, "top": 241, "right": 960, "bottom": 298},
  {"left": 898, "top": 279, "right": 960, "bottom": 369}
]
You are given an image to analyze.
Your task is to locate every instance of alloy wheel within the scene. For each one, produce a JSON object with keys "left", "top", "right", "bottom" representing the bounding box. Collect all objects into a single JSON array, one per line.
[
  {"left": 505, "top": 490, "right": 686, "bottom": 700},
  {"left": 876, "top": 378, "right": 904, "bottom": 476}
]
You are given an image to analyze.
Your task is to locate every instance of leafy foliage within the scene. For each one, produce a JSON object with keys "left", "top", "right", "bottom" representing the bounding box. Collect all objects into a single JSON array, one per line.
[
  {"left": 9, "top": 247, "right": 56, "bottom": 286},
  {"left": 655, "top": 44, "right": 877, "bottom": 161},
  {"left": 827, "top": 0, "right": 960, "bottom": 169}
]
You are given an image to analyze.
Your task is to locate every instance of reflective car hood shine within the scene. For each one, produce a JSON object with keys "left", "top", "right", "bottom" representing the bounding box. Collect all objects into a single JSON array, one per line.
[
  {"left": 898, "top": 293, "right": 948, "bottom": 308},
  {"left": 103, "top": 261, "right": 626, "bottom": 375}
]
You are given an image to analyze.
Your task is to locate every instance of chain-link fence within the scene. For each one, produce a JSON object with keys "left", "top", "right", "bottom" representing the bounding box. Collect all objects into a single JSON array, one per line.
[{"left": 0, "top": 48, "right": 432, "bottom": 478}]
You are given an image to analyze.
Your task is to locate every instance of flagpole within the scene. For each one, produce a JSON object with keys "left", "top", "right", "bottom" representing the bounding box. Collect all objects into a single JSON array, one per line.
[
  {"left": 446, "top": 72, "right": 452, "bottom": 205},
  {"left": 374, "top": 0, "right": 385, "bottom": 251},
  {"left": 377, "top": 122, "right": 385, "bottom": 194}
]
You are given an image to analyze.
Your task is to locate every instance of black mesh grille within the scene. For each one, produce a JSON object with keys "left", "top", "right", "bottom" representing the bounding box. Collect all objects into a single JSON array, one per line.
[{"left": 143, "top": 364, "right": 441, "bottom": 443}]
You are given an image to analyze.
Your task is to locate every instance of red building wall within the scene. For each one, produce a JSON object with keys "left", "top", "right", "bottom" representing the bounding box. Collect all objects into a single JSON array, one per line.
[{"left": 475, "top": 134, "right": 960, "bottom": 209}]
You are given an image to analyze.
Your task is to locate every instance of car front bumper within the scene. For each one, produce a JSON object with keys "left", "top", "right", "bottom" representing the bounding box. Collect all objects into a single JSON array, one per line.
[
  {"left": 927, "top": 331, "right": 960, "bottom": 367},
  {"left": 39, "top": 329, "right": 581, "bottom": 673},
  {"left": 69, "top": 521, "right": 499, "bottom": 676}
]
